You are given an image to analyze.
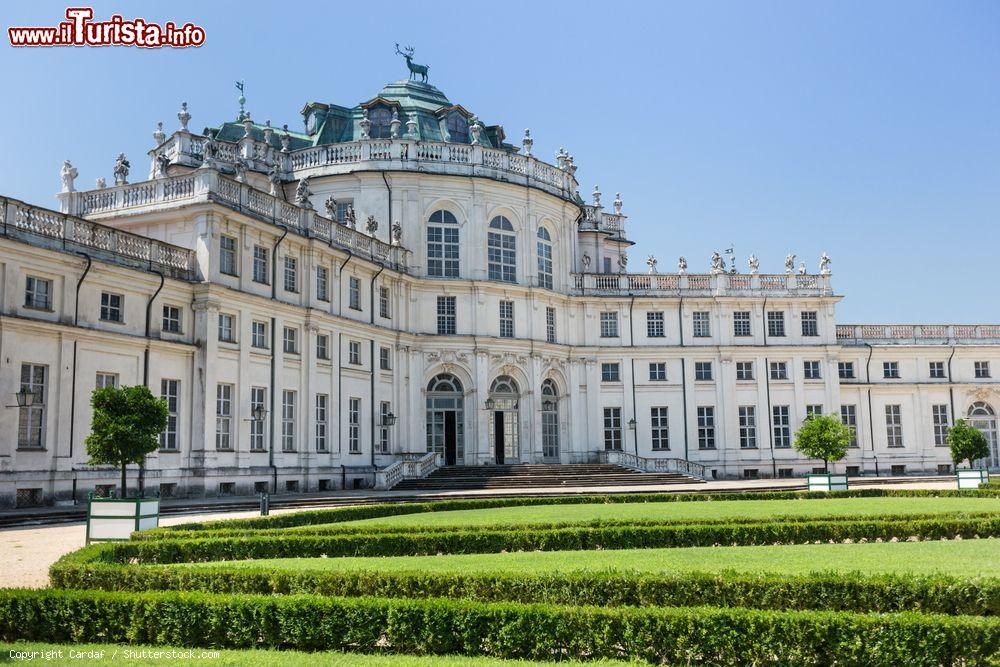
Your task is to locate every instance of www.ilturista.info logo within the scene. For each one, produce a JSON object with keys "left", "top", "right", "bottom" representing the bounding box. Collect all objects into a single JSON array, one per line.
[{"left": 8, "top": 7, "right": 205, "bottom": 48}]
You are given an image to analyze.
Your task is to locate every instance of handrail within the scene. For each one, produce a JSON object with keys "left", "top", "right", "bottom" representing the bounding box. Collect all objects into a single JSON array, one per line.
[{"left": 598, "top": 450, "right": 708, "bottom": 479}]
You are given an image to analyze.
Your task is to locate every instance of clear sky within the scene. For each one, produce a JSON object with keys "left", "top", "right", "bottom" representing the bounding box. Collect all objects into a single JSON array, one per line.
[{"left": 0, "top": 1, "right": 997, "bottom": 323}]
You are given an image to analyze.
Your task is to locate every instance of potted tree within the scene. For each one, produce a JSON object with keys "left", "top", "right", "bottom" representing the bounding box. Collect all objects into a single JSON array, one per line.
[
  {"left": 84, "top": 385, "right": 168, "bottom": 543},
  {"left": 947, "top": 419, "right": 990, "bottom": 489},
  {"left": 793, "top": 414, "right": 852, "bottom": 491}
]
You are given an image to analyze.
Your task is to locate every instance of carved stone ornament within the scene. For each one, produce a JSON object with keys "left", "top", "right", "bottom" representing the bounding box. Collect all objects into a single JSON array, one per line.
[
  {"left": 177, "top": 101, "right": 190, "bottom": 131},
  {"left": 389, "top": 109, "right": 401, "bottom": 139},
  {"left": 153, "top": 121, "right": 165, "bottom": 147},
  {"left": 359, "top": 109, "right": 371, "bottom": 141},
  {"left": 406, "top": 113, "right": 418, "bottom": 139},
  {"left": 267, "top": 162, "right": 281, "bottom": 196},
  {"left": 294, "top": 177, "right": 313, "bottom": 209},
  {"left": 613, "top": 192, "right": 623, "bottom": 215},
  {"left": 391, "top": 220, "right": 402, "bottom": 245},
  {"left": 581, "top": 253, "right": 591, "bottom": 270},
  {"left": 112, "top": 153, "right": 130, "bottom": 186},
  {"left": 95, "top": 177, "right": 106, "bottom": 190},
  {"left": 155, "top": 153, "right": 171, "bottom": 179},
  {"left": 324, "top": 196, "right": 337, "bottom": 219},
  {"left": 365, "top": 215, "right": 379, "bottom": 234},
  {"left": 592, "top": 185, "right": 601, "bottom": 207}
]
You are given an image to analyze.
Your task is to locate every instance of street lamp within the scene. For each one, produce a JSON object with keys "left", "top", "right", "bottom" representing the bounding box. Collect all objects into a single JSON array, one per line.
[
  {"left": 8, "top": 387, "right": 40, "bottom": 408},
  {"left": 541, "top": 399, "right": 556, "bottom": 412},
  {"left": 628, "top": 418, "right": 637, "bottom": 430},
  {"left": 248, "top": 405, "right": 268, "bottom": 422},
  {"left": 382, "top": 412, "right": 397, "bottom": 427},
  {"left": 484, "top": 397, "right": 496, "bottom": 410}
]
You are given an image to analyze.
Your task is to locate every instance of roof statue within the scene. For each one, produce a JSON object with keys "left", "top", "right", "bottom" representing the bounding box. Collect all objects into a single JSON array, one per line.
[
  {"left": 395, "top": 44, "right": 429, "bottom": 83},
  {"left": 113, "top": 153, "right": 130, "bottom": 186},
  {"left": 153, "top": 121, "right": 165, "bottom": 147},
  {"left": 522, "top": 129, "right": 533, "bottom": 156},
  {"left": 819, "top": 252, "right": 832, "bottom": 275},
  {"left": 60, "top": 160, "right": 78, "bottom": 193},
  {"left": 391, "top": 220, "right": 402, "bottom": 246},
  {"left": 678, "top": 256, "right": 688, "bottom": 275},
  {"left": 294, "top": 177, "right": 313, "bottom": 209},
  {"left": 710, "top": 251, "right": 726, "bottom": 274},
  {"left": 236, "top": 81, "right": 247, "bottom": 121},
  {"left": 748, "top": 254, "right": 760, "bottom": 274},
  {"left": 646, "top": 255, "right": 658, "bottom": 274},
  {"left": 177, "top": 101, "right": 190, "bottom": 131},
  {"left": 784, "top": 253, "right": 796, "bottom": 274}
]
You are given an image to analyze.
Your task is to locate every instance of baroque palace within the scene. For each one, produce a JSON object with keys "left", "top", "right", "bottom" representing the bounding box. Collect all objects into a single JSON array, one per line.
[{"left": 2, "top": 62, "right": 999, "bottom": 506}]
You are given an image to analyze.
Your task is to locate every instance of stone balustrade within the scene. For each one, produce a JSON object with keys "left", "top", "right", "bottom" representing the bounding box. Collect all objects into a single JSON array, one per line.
[
  {"left": 598, "top": 450, "right": 708, "bottom": 479},
  {"left": 837, "top": 324, "right": 1000, "bottom": 343},
  {"left": 572, "top": 272, "right": 832, "bottom": 297},
  {"left": 375, "top": 451, "right": 441, "bottom": 490}
]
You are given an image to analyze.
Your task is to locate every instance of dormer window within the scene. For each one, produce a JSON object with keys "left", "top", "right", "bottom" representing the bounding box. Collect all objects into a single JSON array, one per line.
[
  {"left": 369, "top": 105, "right": 393, "bottom": 139},
  {"left": 446, "top": 112, "right": 468, "bottom": 143}
]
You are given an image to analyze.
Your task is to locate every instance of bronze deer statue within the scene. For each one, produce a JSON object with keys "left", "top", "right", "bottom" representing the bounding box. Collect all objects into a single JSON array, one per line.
[{"left": 395, "top": 43, "right": 429, "bottom": 83}]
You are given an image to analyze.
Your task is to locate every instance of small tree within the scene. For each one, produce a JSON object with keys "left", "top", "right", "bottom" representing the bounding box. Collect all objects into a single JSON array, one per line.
[
  {"left": 85, "top": 385, "right": 168, "bottom": 497},
  {"left": 793, "top": 414, "right": 852, "bottom": 473},
  {"left": 946, "top": 419, "right": 990, "bottom": 469}
]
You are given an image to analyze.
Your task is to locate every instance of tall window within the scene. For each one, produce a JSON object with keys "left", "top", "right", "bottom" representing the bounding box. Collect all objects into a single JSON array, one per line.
[
  {"left": 736, "top": 362, "right": 754, "bottom": 381},
  {"left": 349, "top": 277, "right": 361, "bottom": 310},
  {"left": 536, "top": 227, "right": 553, "bottom": 289},
  {"left": 733, "top": 311, "right": 751, "bottom": 337},
  {"left": 219, "top": 235, "right": 237, "bottom": 276},
  {"left": 697, "top": 406, "right": 715, "bottom": 449},
  {"left": 379, "top": 346, "right": 392, "bottom": 370},
  {"left": 932, "top": 404, "right": 949, "bottom": 446},
  {"left": 546, "top": 307, "right": 556, "bottom": 343},
  {"left": 772, "top": 405, "right": 791, "bottom": 448},
  {"left": 541, "top": 380, "right": 559, "bottom": 460},
  {"left": 283, "top": 257, "right": 298, "bottom": 293},
  {"left": 348, "top": 340, "right": 361, "bottom": 365},
  {"left": 316, "top": 334, "right": 330, "bottom": 360},
  {"left": 693, "top": 311, "right": 711, "bottom": 338},
  {"left": 368, "top": 105, "right": 393, "bottom": 139},
  {"left": 651, "top": 407, "right": 669, "bottom": 450},
  {"left": 437, "top": 296, "right": 456, "bottom": 334},
  {"left": 427, "top": 210, "right": 459, "bottom": 278},
  {"left": 252, "top": 246, "right": 269, "bottom": 284},
  {"left": 801, "top": 311, "right": 818, "bottom": 337},
  {"left": 739, "top": 406, "right": 757, "bottom": 448},
  {"left": 838, "top": 362, "right": 855, "bottom": 379},
  {"left": 883, "top": 361, "right": 900, "bottom": 379},
  {"left": 445, "top": 111, "right": 469, "bottom": 142},
  {"left": 24, "top": 276, "right": 52, "bottom": 310},
  {"left": 348, "top": 397, "right": 361, "bottom": 453},
  {"left": 600, "top": 312, "right": 619, "bottom": 338},
  {"left": 885, "top": 405, "right": 903, "bottom": 447},
  {"left": 162, "top": 305, "right": 181, "bottom": 333},
  {"left": 250, "top": 387, "right": 266, "bottom": 451},
  {"left": 767, "top": 311, "right": 785, "bottom": 337},
  {"left": 603, "top": 407, "right": 622, "bottom": 451},
  {"left": 649, "top": 362, "right": 667, "bottom": 381},
  {"left": 840, "top": 405, "right": 858, "bottom": 447},
  {"left": 601, "top": 363, "right": 621, "bottom": 382},
  {"left": 803, "top": 360, "right": 822, "bottom": 380},
  {"left": 487, "top": 215, "right": 517, "bottom": 282},
  {"left": 215, "top": 383, "right": 233, "bottom": 450},
  {"left": 251, "top": 321, "right": 268, "bottom": 349},
  {"left": 379, "top": 286, "right": 391, "bottom": 319},
  {"left": 100, "top": 292, "right": 123, "bottom": 322},
  {"left": 694, "top": 362, "right": 713, "bottom": 381},
  {"left": 499, "top": 300, "right": 514, "bottom": 338},
  {"left": 17, "top": 364, "right": 46, "bottom": 449},
  {"left": 218, "top": 313, "right": 235, "bottom": 342},
  {"left": 378, "top": 401, "right": 391, "bottom": 454},
  {"left": 929, "top": 361, "right": 945, "bottom": 379},
  {"left": 316, "top": 266, "right": 329, "bottom": 302},
  {"left": 282, "top": 326, "right": 298, "bottom": 354},
  {"left": 159, "top": 379, "right": 179, "bottom": 451},
  {"left": 315, "top": 394, "right": 328, "bottom": 452},
  {"left": 769, "top": 361, "right": 788, "bottom": 380},
  {"left": 281, "top": 390, "right": 296, "bottom": 452},
  {"left": 647, "top": 311, "right": 665, "bottom": 338}
]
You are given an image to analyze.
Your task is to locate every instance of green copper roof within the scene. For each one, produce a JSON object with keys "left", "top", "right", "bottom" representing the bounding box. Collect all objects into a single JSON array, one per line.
[{"left": 374, "top": 80, "right": 452, "bottom": 112}]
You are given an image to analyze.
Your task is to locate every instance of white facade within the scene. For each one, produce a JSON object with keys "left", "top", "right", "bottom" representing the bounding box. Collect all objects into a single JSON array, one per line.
[{"left": 1, "top": 78, "right": 998, "bottom": 506}]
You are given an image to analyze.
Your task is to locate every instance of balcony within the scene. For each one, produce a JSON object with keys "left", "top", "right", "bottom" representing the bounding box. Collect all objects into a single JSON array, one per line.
[
  {"left": 572, "top": 272, "right": 833, "bottom": 297},
  {"left": 837, "top": 324, "right": 1000, "bottom": 345}
]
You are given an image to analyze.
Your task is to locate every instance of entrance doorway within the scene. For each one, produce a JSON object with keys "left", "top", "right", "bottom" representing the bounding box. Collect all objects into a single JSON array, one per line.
[
  {"left": 541, "top": 379, "right": 560, "bottom": 462},
  {"left": 426, "top": 374, "right": 464, "bottom": 465},
  {"left": 488, "top": 376, "right": 520, "bottom": 464},
  {"left": 969, "top": 402, "right": 998, "bottom": 470}
]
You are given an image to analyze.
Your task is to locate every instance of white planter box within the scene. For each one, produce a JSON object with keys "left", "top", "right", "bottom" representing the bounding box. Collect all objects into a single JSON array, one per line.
[
  {"left": 86, "top": 497, "right": 160, "bottom": 544},
  {"left": 806, "top": 474, "right": 849, "bottom": 492},
  {"left": 956, "top": 468, "right": 989, "bottom": 490}
]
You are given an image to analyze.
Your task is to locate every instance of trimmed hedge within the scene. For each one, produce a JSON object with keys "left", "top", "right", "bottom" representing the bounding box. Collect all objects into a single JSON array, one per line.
[
  {"left": 147, "top": 487, "right": 1000, "bottom": 536},
  {"left": 61, "top": 516, "right": 1000, "bottom": 564},
  {"left": 1, "top": 588, "right": 998, "bottom": 665},
  {"left": 49, "top": 562, "right": 1000, "bottom": 616}
]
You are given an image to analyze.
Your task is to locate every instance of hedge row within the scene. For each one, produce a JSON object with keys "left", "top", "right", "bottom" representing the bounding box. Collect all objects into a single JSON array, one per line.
[
  {"left": 138, "top": 510, "right": 1000, "bottom": 541},
  {"left": 64, "top": 516, "right": 1000, "bottom": 564},
  {"left": 49, "top": 562, "right": 1000, "bottom": 616},
  {"left": 1, "top": 589, "right": 997, "bottom": 665},
  {"left": 148, "top": 487, "right": 999, "bottom": 536}
]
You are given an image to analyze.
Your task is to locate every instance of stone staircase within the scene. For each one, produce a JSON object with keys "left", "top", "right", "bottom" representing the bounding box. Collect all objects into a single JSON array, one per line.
[{"left": 392, "top": 463, "right": 704, "bottom": 491}]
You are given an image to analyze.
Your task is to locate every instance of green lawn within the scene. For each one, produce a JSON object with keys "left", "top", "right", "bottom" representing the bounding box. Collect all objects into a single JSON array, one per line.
[
  {"left": 1, "top": 643, "right": 630, "bottom": 666},
  {"left": 331, "top": 496, "right": 999, "bottom": 530},
  {"left": 189, "top": 538, "right": 1000, "bottom": 578}
]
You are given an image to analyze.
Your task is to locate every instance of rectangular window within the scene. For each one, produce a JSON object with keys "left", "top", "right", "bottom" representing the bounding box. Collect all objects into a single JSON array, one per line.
[
  {"left": 379, "top": 346, "right": 391, "bottom": 370},
  {"left": 487, "top": 227, "right": 517, "bottom": 282},
  {"left": 773, "top": 405, "right": 791, "bottom": 448},
  {"left": 426, "top": 224, "right": 460, "bottom": 278},
  {"left": 738, "top": 406, "right": 757, "bottom": 449},
  {"left": 733, "top": 311, "right": 751, "bottom": 337},
  {"left": 600, "top": 311, "right": 619, "bottom": 338},
  {"left": 24, "top": 276, "right": 53, "bottom": 310},
  {"left": 161, "top": 305, "right": 182, "bottom": 333},
  {"left": 100, "top": 292, "right": 123, "bottom": 322},
  {"left": 929, "top": 361, "right": 945, "bottom": 379},
  {"left": 159, "top": 379, "right": 179, "bottom": 451},
  {"left": 801, "top": 311, "right": 818, "bottom": 337},
  {"left": 283, "top": 256, "right": 298, "bottom": 293},
  {"left": 932, "top": 404, "right": 949, "bottom": 446},
  {"left": 840, "top": 405, "right": 858, "bottom": 447},
  {"left": 736, "top": 361, "right": 754, "bottom": 381},
  {"left": 250, "top": 386, "right": 266, "bottom": 452},
  {"left": 316, "top": 266, "right": 329, "bottom": 302},
  {"left": 838, "top": 362, "right": 855, "bottom": 379},
  {"left": 651, "top": 407, "right": 669, "bottom": 450},
  {"left": 646, "top": 311, "right": 665, "bottom": 338},
  {"left": 975, "top": 361, "right": 991, "bottom": 378},
  {"left": 499, "top": 300, "right": 514, "bottom": 338},
  {"left": 17, "top": 364, "right": 45, "bottom": 449},
  {"left": 883, "top": 361, "right": 899, "bottom": 379},
  {"left": 603, "top": 407, "right": 622, "bottom": 451},
  {"left": 281, "top": 390, "right": 296, "bottom": 452},
  {"left": 697, "top": 406, "right": 715, "bottom": 449},
  {"left": 349, "top": 397, "right": 361, "bottom": 453},
  {"left": 349, "top": 277, "right": 361, "bottom": 310},
  {"left": 767, "top": 311, "right": 785, "bottom": 337},
  {"left": 694, "top": 361, "right": 713, "bottom": 381},
  {"left": 803, "top": 360, "right": 822, "bottom": 380},
  {"left": 348, "top": 340, "right": 361, "bottom": 365},
  {"left": 378, "top": 401, "right": 391, "bottom": 454},
  {"left": 316, "top": 334, "right": 330, "bottom": 360},
  {"left": 252, "top": 246, "right": 269, "bottom": 284},
  {"left": 95, "top": 372, "right": 118, "bottom": 389},
  {"left": 335, "top": 200, "right": 353, "bottom": 226},
  {"left": 282, "top": 326, "right": 298, "bottom": 354},
  {"left": 769, "top": 361, "right": 788, "bottom": 380},
  {"left": 649, "top": 362, "right": 667, "bottom": 381},
  {"left": 806, "top": 404, "right": 824, "bottom": 418},
  {"left": 251, "top": 321, "right": 268, "bottom": 349},
  {"left": 601, "top": 362, "right": 621, "bottom": 382},
  {"left": 379, "top": 286, "right": 391, "bottom": 319},
  {"left": 218, "top": 313, "right": 235, "bottom": 342},
  {"left": 603, "top": 257, "right": 612, "bottom": 274},
  {"left": 437, "top": 296, "right": 456, "bottom": 335},
  {"left": 546, "top": 307, "right": 556, "bottom": 343},
  {"left": 219, "top": 235, "right": 237, "bottom": 276},
  {"left": 692, "top": 311, "right": 711, "bottom": 338},
  {"left": 315, "top": 394, "right": 328, "bottom": 452},
  {"left": 885, "top": 405, "right": 903, "bottom": 447},
  {"left": 215, "top": 383, "right": 233, "bottom": 450}
]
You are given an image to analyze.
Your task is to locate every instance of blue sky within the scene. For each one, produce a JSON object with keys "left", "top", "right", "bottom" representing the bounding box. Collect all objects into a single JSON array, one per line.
[{"left": 0, "top": 1, "right": 997, "bottom": 323}]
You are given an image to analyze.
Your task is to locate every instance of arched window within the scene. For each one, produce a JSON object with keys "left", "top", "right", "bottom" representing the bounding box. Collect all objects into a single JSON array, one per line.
[
  {"left": 536, "top": 226, "right": 553, "bottom": 289},
  {"left": 968, "top": 402, "right": 999, "bottom": 469},
  {"left": 541, "top": 379, "right": 559, "bottom": 461},
  {"left": 368, "top": 106, "right": 393, "bottom": 139},
  {"left": 426, "top": 373, "right": 464, "bottom": 465},
  {"left": 446, "top": 112, "right": 468, "bottom": 143},
  {"left": 427, "top": 373, "right": 463, "bottom": 393},
  {"left": 427, "top": 209, "right": 459, "bottom": 278},
  {"left": 488, "top": 216, "right": 516, "bottom": 283}
]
